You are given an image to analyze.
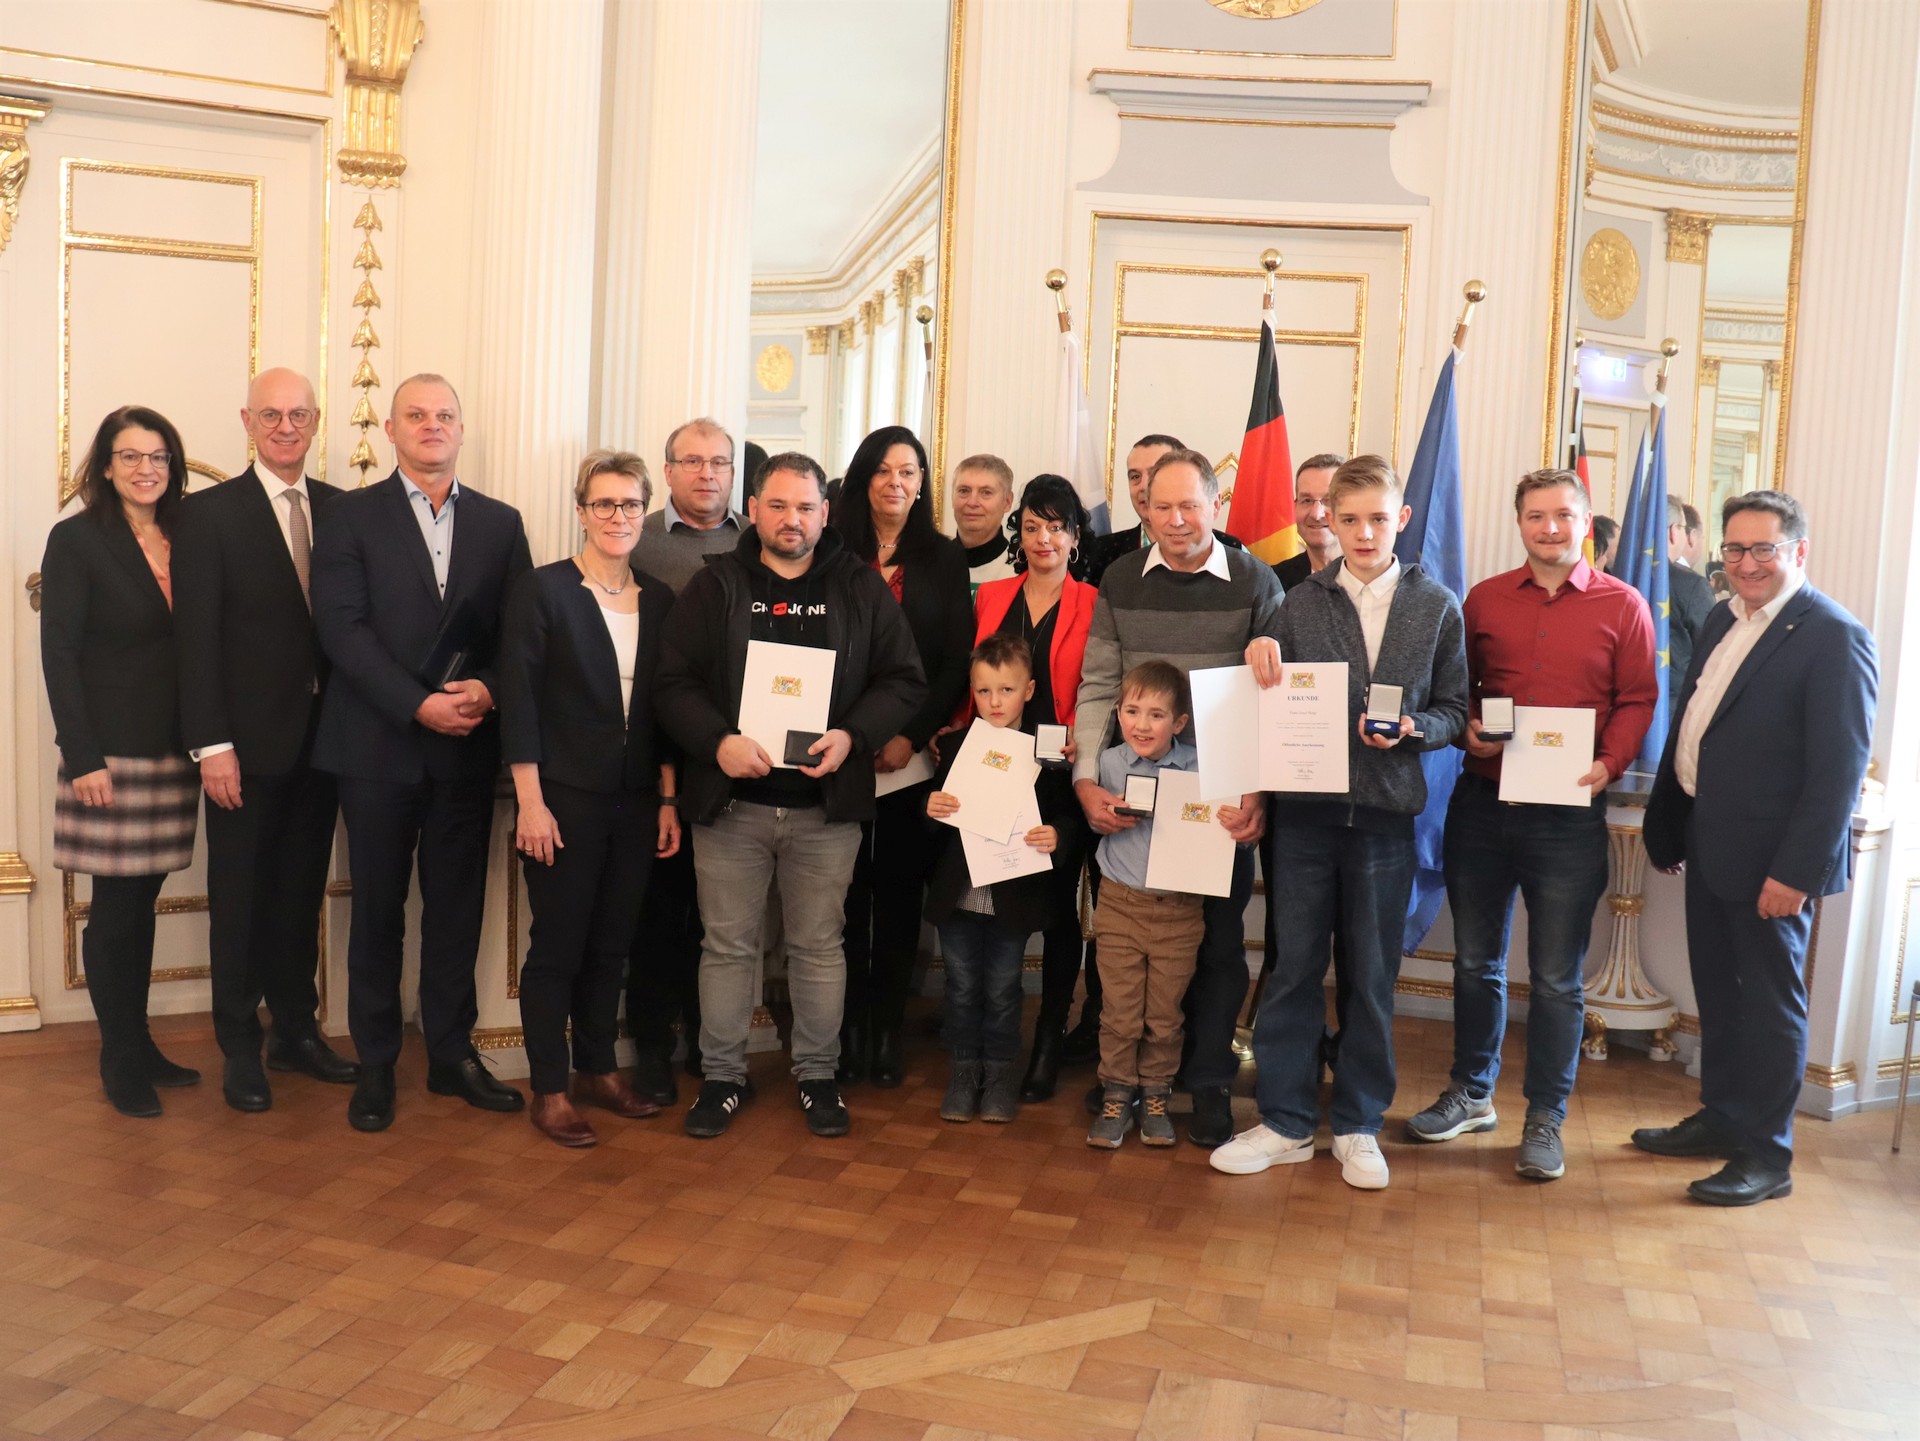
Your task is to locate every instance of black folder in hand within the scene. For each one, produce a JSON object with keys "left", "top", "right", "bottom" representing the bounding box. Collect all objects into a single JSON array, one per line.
[{"left": 417, "top": 597, "right": 482, "bottom": 689}]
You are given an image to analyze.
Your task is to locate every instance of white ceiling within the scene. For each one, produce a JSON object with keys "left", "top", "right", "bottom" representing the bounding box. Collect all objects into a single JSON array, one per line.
[
  {"left": 752, "top": 0, "right": 949, "bottom": 276},
  {"left": 1614, "top": 0, "right": 1807, "bottom": 111},
  {"left": 1705, "top": 225, "right": 1793, "bottom": 304}
]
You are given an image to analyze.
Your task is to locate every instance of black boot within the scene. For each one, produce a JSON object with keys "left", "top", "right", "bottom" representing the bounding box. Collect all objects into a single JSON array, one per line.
[
  {"left": 1060, "top": 995, "right": 1102, "bottom": 1066},
  {"left": 101, "top": 1051, "right": 160, "bottom": 1119},
  {"left": 836, "top": 1017, "right": 869, "bottom": 1086},
  {"left": 1020, "top": 1016, "right": 1066, "bottom": 1103},
  {"left": 870, "top": 1025, "right": 903, "bottom": 1088}
]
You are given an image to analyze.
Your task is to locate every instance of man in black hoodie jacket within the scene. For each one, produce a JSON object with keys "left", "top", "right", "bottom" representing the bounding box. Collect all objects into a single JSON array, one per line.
[{"left": 656, "top": 453, "right": 926, "bottom": 1140}]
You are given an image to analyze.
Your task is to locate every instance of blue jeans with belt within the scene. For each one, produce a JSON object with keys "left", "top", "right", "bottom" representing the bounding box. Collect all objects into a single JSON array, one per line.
[{"left": 1441, "top": 773, "right": 1609, "bottom": 1122}]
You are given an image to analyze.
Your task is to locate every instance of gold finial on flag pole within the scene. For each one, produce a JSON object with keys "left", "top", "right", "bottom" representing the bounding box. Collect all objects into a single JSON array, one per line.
[
  {"left": 1656, "top": 336, "right": 1679, "bottom": 394},
  {"left": 1045, "top": 269, "right": 1070, "bottom": 333},
  {"left": 1452, "top": 279, "right": 1487, "bottom": 352},
  {"left": 1260, "top": 249, "right": 1282, "bottom": 312},
  {"left": 916, "top": 304, "right": 934, "bottom": 359}
]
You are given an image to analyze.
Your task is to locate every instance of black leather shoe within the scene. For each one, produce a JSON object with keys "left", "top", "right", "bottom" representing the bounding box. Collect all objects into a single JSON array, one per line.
[
  {"left": 1688, "top": 1156, "right": 1793, "bottom": 1207},
  {"left": 349, "top": 1064, "right": 395, "bottom": 1132},
  {"left": 427, "top": 1051, "right": 527, "bottom": 1112},
  {"left": 267, "top": 1030, "right": 361, "bottom": 1085},
  {"left": 1187, "top": 1085, "right": 1235, "bottom": 1148},
  {"left": 870, "top": 1026, "right": 903, "bottom": 1088},
  {"left": 102, "top": 1058, "right": 161, "bottom": 1119},
  {"left": 1020, "top": 1021, "right": 1065, "bottom": 1103},
  {"left": 836, "top": 1021, "right": 869, "bottom": 1086},
  {"left": 1060, "top": 1002, "right": 1102, "bottom": 1067},
  {"left": 222, "top": 1053, "right": 272, "bottom": 1113},
  {"left": 632, "top": 1049, "right": 677, "bottom": 1106},
  {"left": 142, "top": 1038, "right": 201, "bottom": 1088},
  {"left": 1631, "top": 1109, "right": 1741, "bottom": 1158}
]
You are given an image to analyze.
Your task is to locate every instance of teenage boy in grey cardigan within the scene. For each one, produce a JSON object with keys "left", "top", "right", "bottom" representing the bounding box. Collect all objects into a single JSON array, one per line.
[{"left": 1211, "top": 455, "right": 1467, "bottom": 1191}]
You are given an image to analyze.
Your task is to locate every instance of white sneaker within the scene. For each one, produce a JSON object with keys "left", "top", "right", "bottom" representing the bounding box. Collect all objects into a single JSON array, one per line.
[
  {"left": 1332, "top": 1132, "right": 1390, "bottom": 1190},
  {"left": 1208, "top": 1123, "right": 1314, "bottom": 1175}
]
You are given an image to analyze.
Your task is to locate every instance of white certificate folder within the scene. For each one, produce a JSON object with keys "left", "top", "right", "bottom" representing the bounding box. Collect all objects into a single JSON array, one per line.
[
  {"left": 1189, "top": 661, "right": 1351, "bottom": 797},
  {"left": 939, "top": 718, "right": 1040, "bottom": 844},
  {"left": 1144, "top": 769, "right": 1236, "bottom": 898},
  {"left": 1498, "top": 706, "right": 1597, "bottom": 808},
  {"left": 738, "top": 640, "right": 835, "bottom": 769}
]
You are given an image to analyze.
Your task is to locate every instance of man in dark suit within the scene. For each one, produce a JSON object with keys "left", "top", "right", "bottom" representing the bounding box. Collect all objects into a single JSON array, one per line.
[
  {"left": 175, "top": 368, "right": 360, "bottom": 1112},
  {"left": 1082, "top": 433, "right": 1247, "bottom": 586},
  {"left": 312, "top": 373, "right": 533, "bottom": 1132},
  {"left": 1639, "top": 491, "right": 1876, "bottom": 1206},
  {"left": 1271, "top": 452, "right": 1345, "bottom": 592},
  {"left": 1666, "top": 493, "right": 1715, "bottom": 682}
]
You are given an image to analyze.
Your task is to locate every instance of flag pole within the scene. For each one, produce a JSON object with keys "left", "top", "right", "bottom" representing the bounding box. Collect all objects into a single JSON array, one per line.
[
  {"left": 1260, "top": 248, "right": 1282, "bottom": 314},
  {"left": 1655, "top": 335, "right": 1678, "bottom": 396},
  {"left": 1045, "top": 267, "right": 1071, "bottom": 334},
  {"left": 1451, "top": 279, "right": 1487, "bottom": 353}
]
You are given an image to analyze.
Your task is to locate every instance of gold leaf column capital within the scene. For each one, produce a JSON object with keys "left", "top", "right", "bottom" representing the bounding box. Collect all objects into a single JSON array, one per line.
[
  {"left": 1664, "top": 210, "right": 1714, "bottom": 264},
  {"left": 331, "top": 0, "right": 426, "bottom": 188},
  {"left": 0, "top": 95, "right": 50, "bottom": 256}
]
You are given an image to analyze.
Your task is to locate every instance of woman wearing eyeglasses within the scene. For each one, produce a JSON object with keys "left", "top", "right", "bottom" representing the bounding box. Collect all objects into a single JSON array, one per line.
[
  {"left": 40, "top": 407, "right": 202, "bottom": 1117},
  {"left": 499, "top": 451, "right": 681, "bottom": 1147}
]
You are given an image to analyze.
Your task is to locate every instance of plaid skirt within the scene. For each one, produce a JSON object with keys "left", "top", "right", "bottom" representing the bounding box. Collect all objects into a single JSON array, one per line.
[{"left": 53, "top": 754, "right": 198, "bottom": 877}]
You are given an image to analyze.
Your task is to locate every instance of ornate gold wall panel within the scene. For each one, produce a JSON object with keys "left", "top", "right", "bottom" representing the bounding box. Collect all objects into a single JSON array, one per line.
[
  {"left": 331, "top": 0, "right": 425, "bottom": 187},
  {"left": 0, "top": 95, "right": 48, "bottom": 255}
]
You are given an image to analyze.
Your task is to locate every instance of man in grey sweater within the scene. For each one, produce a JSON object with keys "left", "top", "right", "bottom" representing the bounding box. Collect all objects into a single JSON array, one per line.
[
  {"left": 1211, "top": 455, "right": 1467, "bottom": 1190},
  {"left": 1073, "top": 449, "right": 1283, "bottom": 1146}
]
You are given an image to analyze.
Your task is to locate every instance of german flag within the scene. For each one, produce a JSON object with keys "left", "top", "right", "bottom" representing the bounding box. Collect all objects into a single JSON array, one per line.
[{"left": 1226, "top": 317, "right": 1301, "bottom": 564}]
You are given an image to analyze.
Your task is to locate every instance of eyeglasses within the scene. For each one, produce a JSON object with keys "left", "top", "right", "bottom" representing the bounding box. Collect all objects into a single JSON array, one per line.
[
  {"left": 670, "top": 457, "right": 733, "bottom": 473},
  {"left": 584, "top": 499, "right": 645, "bottom": 520},
  {"left": 113, "top": 449, "right": 170, "bottom": 470},
  {"left": 255, "top": 407, "right": 318, "bottom": 430},
  {"left": 1721, "top": 541, "right": 1800, "bottom": 563}
]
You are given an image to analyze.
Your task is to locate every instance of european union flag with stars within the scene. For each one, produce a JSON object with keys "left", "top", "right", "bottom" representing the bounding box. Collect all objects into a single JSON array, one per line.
[{"left": 1615, "top": 400, "right": 1672, "bottom": 776}]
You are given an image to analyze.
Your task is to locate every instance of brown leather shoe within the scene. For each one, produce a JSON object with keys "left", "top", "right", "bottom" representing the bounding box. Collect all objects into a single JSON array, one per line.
[
  {"left": 575, "top": 1071, "right": 661, "bottom": 1120},
  {"left": 530, "top": 1092, "right": 597, "bottom": 1148}
]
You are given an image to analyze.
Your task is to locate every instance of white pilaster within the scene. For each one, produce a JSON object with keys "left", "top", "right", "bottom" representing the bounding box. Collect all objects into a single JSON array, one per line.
[
  {"left": 1691, "top": 367, "right": 1719, "bottom": 502},
  {"left": 463, "top": 0, "right": 607, "bottom": 566},
  {"left": 602, "top": 0, "right": 758, "bottom": 492},
  {"left": 1659, "top": 260, "right": 1702, "bottom": 496}
]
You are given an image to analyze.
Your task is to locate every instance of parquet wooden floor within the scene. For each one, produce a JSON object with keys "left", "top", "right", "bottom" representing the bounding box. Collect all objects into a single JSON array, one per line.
[{"left": 1, "top": 1008, "right": 1917, "bottom": 1441}]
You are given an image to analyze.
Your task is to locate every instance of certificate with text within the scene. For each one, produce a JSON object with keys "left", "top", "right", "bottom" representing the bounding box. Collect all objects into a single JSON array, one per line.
[
  {"left": 1256, "top": 660, "right": 1350, "bottom": 794},
  {"left": 738, "top": 641, "right": 834, "bottom": 769},
  {"left": 961, "top": 798, "right": 1053, "bottom": 888}
]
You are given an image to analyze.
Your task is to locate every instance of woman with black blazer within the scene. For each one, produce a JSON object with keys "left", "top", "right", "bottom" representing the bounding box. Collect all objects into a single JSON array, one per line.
[
  {"left": 40, "top": 406, "right": 202, "bottom": 1117},
  {"left": 831, "top": 426, "right": 973, "bottom": 1086},
  {"left": 501, "top": 451, "right": 680, "bottom": 1148}
]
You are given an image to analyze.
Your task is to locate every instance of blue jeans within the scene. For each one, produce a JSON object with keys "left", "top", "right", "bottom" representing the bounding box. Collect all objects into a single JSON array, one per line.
[
  {"left": 938, "top": 912, "right": 1027, "bottom": 1062},
  {"left": 1252, "top": 822, "right": 1414, "bottom": 1139},
  {"left": 1442, "top": 775, "right": 1608, "bottom": 1121}
]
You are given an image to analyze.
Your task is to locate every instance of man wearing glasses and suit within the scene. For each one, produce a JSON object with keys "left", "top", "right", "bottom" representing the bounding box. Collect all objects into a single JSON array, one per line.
[
  {"left": 311, "top": 373, "right": 533, "bottom": 1132},
  {"left": 174, "top": 368, "right": 360, "bottom": 1112},
  {"left": 1638, "top": 491, "right": 1876, "bottom": 1206}
]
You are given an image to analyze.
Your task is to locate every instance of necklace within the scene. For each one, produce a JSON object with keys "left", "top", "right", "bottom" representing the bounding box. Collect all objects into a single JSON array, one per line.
[{"left": 577, "top": 556, "right": 628, "bottom": 596}]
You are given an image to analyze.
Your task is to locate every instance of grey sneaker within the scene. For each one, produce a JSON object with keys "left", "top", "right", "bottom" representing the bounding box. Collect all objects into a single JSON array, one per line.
[
  {"left": 1087, "top": 1084, "right": 1137, "bottom": 1149},
  {"left": 1139, "top": 1085, "right": 1176, "bottom": 1146},
  {"left": 941, "top": 1056, "right": 982, "bottom": 1123},
  {"left": 978, "top": 1059, "right": 1020, "bottom": 1124},
  {"left": 1404, "top": 1086, "right": 1498, "bottom": 1143},
  {"left": 1516, "top": 1110, "right": 1565, "bottom": 1180}
]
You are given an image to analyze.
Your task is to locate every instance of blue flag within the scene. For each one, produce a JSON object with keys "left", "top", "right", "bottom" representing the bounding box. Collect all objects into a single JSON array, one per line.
[
  {"left": 1614, "top": 404, "right": 1672, "bottom": 775},
  {"left": 1394, "top": 351, "right": 1466, "bottom": 953}
]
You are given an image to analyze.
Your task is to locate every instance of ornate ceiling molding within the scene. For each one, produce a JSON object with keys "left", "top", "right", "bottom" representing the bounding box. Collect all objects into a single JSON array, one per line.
[{"left": 1087, "top": 68, "right": 1429, "bottom": 125}]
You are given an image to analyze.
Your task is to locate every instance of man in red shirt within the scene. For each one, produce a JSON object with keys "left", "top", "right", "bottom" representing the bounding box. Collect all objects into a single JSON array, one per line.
[{"left": 1405, "top": 469, "right": 1656, "bottom": 1181}]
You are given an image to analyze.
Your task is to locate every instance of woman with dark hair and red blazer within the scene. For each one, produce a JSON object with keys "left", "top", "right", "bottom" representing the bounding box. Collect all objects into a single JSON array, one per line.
[
  {"left": 970, "top": 474, "right": 1096, "bottom": 1100},
  {"left": 832, "top": 425, "right": 973, "bottom": 1087}
]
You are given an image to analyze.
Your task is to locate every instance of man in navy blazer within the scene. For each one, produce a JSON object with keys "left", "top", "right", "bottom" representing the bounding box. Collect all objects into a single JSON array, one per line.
[
  {"left": 311, "top": 373, "right": 532, "bottom": 1132},
  {"left": 1639, "top": 491, "right": 1876, "bottom": 1206}
]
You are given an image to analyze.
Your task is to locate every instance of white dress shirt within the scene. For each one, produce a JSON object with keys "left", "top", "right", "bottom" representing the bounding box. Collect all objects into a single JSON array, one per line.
[
  {"left": 400, "top": 468, "right": 459, "bottom": 596},
  {"left": 1335, "top": 557, "right": 1401, "bottom": 671},
  {"left": 1142, "top": 537, "right": 1232, "bottom": 581},
  {"left": 1674, "top": 570, "right": 1805, "bottom": 796}
]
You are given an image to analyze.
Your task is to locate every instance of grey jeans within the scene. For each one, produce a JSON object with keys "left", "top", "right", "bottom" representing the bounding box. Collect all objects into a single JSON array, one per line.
[{"left": 692, "top": 800, "right": 862, "bottom": 1083}]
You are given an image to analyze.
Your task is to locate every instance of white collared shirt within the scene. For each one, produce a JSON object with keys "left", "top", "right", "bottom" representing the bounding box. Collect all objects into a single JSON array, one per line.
[
  {"left": 258, "top": 467, "right": 312, "bottom": 563},
  {"left": 1674, "top": 569, "right": 1805, "bottom": 796},
  {"left": 1335, "top": 557, "right": 1401, "bottom": 670},
  {"left": 1142, "top": 537, "right": 1231, "bottom": 582}
]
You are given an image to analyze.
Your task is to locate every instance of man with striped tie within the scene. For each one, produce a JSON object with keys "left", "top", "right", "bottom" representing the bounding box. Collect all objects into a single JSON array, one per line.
[{"left": 174, "top": 368, "right": 360, "bottom": 1113}]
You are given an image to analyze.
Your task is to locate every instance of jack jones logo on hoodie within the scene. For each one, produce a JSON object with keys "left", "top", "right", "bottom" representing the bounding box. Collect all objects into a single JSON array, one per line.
[{"left": 753, "top": 600, "right": 828, "bottom": 617}]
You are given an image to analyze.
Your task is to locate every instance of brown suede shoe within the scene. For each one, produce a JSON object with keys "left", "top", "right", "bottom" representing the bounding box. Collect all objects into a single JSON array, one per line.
[
  {"left": 575, "top": 1071, "right": 661, "bottom": 1120},
  {"left": 531, "top": 1092, "right": 598, "bottom": 1148}
]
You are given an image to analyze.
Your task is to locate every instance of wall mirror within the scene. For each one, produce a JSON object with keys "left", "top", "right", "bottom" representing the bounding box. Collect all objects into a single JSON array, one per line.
[
  {"left": 746, "top": 0, "right": 957, "bottom": 485},
  {"left": 1545, "top": 0, "right": 1817, "bottom": 563}
]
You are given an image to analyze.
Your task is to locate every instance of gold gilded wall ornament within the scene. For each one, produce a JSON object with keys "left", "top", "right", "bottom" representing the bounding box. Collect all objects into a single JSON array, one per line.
[
  {"left": 1665, "top": 209, "right": 1714, "bottom": 264},
  {"left": 347, "top": 198, "right": 385, "bottom": 480},
  {"left": 756, "top": 343, "right": 795, "bottom": 395},
  {"left": 1204, "top": 0, "right": 1324, "bottom": 16},
  {"left": 331, "top": 0, "right": 426, "bottom": 188},
  {"left": 0, "top": 96, "right": 50, "bottom": 256},
  {"left": 805, "top": 326, "right": 830, "bottom": 356},
  {"left": 1579, "top": 227, "right": 1640, "bottom": 322}
]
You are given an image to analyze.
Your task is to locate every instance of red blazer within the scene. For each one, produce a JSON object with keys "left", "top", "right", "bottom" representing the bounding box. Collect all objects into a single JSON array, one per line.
[{"left": 970, "top": 573, "right": 1097, "bottom": 726}]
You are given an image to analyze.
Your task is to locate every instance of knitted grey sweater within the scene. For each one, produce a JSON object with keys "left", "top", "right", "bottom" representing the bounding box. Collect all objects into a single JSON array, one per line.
[{"left": 1270, "top": 559, "right": 1468, "bottom": 833}]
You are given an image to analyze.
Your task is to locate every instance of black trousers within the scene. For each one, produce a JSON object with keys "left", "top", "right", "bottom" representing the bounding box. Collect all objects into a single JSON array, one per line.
[
  {"left": 204, "top": 750, "right": 337, "bottom": 1056},
  {"left": 337, "top": 773, "right": 494, "bottom": 1068},
  {"left": 843, "top": 782, "right": 937, "bottom": 1031},
  {"left": 626, "top": 833, "right": 700, "bottom": 1057},
  {"left": 84, "top": 872, "right": 166, "bottom": 1068},
  {"left": 520, "top": 783, "right": 657, "bottom": 1094},
  {"left": 1036, "top": 821, "right": 1093, "bottom": 1022}
]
